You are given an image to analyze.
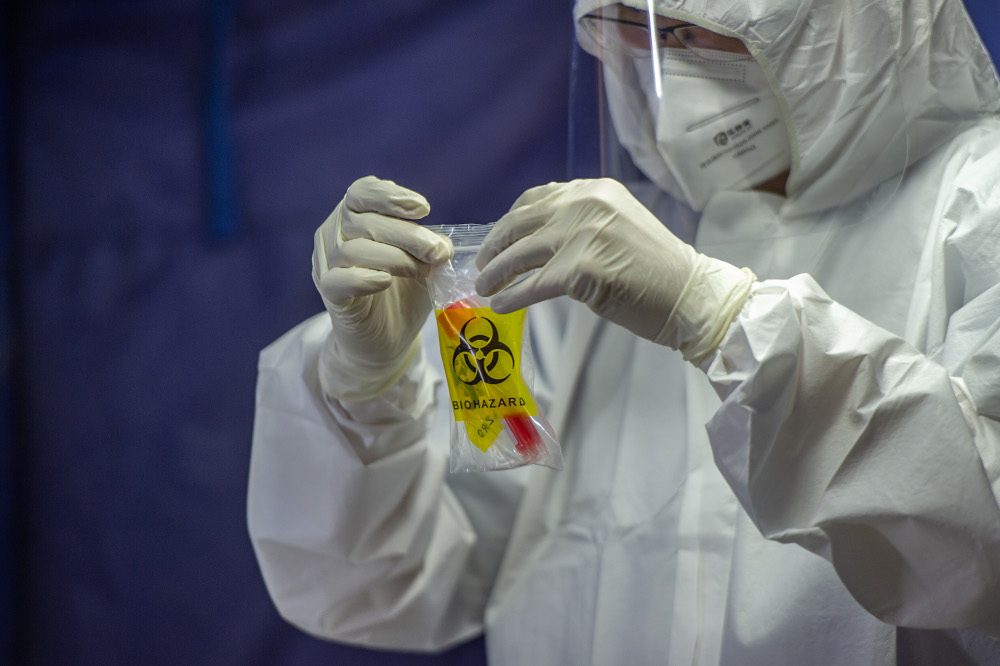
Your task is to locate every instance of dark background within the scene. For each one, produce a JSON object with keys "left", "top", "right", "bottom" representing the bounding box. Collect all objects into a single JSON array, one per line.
[{"left": 1, "top": 1, "right": 996, "bottom": 663}]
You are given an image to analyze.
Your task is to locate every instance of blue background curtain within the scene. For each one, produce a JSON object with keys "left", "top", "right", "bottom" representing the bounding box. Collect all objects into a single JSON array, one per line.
[{"left": 1, "top": 1, "right": 997, "bottom": 664}]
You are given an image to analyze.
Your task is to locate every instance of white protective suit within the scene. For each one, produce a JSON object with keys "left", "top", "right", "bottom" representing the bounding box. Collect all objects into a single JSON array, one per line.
[{"left": 248, "top": 0, "right": 1000, "bottom": 663}]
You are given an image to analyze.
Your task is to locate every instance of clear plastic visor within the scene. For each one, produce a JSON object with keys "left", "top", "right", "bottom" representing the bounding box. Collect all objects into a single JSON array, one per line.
[
  {"left": 574, "top": 3, "right": 792, "bottom": 214},
  {"left": 572, "top": 1, "right": 910, "bottom": 228}
]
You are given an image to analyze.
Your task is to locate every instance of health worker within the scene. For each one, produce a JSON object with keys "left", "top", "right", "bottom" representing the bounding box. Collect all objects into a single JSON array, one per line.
[{"left": 247, "top": 0, "right": 1000, "bottom": 663}]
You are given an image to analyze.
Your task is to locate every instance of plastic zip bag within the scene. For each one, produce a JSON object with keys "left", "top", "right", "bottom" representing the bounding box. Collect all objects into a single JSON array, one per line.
[{"left": 424, "top": 223, "right": 563, "bottom": 473}]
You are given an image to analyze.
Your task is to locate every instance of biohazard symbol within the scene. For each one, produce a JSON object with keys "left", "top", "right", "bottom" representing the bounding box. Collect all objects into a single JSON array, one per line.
[{"left": 452, "top": 316, "right": 514, "bottom": 385}]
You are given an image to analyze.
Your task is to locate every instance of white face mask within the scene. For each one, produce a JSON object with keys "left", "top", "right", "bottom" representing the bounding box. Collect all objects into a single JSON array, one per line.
[{"left": 626, "top": 49, "right": 791, "bottom": 211}]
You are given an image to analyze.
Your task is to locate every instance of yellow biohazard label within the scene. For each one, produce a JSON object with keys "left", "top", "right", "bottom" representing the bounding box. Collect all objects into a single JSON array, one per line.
[{"left": 435, "top": 305, "right": 538, "bottom": 452}]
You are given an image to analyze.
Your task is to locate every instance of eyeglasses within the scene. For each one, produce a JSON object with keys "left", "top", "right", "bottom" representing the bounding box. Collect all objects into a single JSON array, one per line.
[{"left": 579, "top": 12, "right": 751, "bottom": 62}]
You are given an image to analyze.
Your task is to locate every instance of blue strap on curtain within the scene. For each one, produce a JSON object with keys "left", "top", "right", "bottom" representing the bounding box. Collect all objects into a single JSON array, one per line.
[{"left": 206, "top": 0, "right": 237, "bottom": 239}]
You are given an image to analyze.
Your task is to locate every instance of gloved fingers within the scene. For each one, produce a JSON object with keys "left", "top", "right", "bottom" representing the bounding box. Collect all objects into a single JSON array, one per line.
[
  {"left": 475, "top": 181, "right": 567, "bottom": 269},
  {"left": 333, "top": 237, "right": 431, "bottom": 278},
  {"left": 317, "top": 266, "right": 393, "bottom": 304},
  {"left": 344, "top": 175, "right": 431, "bottom": 220},
  {"left": 487, "top": 271, "right": 562, "bottom": 314},
  {"left": 342, "top": 211, "right": 452, "bottom": 265},
  {"left": 475, "top": 234, "right": 555, "bottom": 297},
  {"left": 476, "top": 204, "right": 551, "bottom": 270},
  {"left": 505, "top": 180, "right": 567, "bottom": 212}
]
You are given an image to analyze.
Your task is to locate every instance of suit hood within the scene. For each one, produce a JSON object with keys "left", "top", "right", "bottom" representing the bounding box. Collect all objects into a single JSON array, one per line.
[{"left": 574, "top": 0, "right": 1000, "bottom": 215}]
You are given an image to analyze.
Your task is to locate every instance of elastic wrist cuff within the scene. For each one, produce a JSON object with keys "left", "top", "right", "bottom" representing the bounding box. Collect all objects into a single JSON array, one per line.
[
  {"left": 319, "top": 334, "right": 422, "bottom": 403},
  {"left": 657, "top": 254, "right": 755, "bottom": 364}
]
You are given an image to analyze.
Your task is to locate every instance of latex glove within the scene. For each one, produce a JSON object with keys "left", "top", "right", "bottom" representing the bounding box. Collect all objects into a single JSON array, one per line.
[
  {"left": 313, "top": 176, "right": 452, "bottom": 401},
  {"left": 475, "top": 179, "right": 755, "bottom": 363}
]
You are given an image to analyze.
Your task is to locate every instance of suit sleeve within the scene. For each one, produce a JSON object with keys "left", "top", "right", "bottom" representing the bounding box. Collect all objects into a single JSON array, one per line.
[
  {"left": 246, "top": 313, "right": 524, "bottom": 652},
  {"left": 703, "top": 264, "right": 1000, "bottom": 634}
]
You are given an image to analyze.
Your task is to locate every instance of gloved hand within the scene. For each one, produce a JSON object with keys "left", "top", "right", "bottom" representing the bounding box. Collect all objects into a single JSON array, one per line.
[
  {"left": 313, "top": 176, "right": 452, "bottom": 401},
  {"left": 474, "top": 178, "right": 755, "bottom": 363}
]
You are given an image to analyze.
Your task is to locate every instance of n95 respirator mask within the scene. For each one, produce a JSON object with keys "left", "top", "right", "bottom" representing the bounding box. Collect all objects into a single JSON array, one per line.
[{"left": 625, "top": 49, "right": 791, "bottom": 211}]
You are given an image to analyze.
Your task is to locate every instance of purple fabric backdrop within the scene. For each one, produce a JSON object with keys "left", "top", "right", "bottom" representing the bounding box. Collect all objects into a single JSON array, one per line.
[{"left": 3, "top": 0, "right": 997, "bottom": 663}]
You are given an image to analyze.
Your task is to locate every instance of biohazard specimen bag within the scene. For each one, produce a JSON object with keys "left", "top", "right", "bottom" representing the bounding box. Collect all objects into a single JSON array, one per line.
[{"left": 424, "top": 223, "right": 563, "bottom": 473}]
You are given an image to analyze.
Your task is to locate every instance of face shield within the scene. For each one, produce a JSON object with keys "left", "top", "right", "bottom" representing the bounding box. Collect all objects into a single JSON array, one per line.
[
  {"left": 571, "top": 1, "right": 911, "bottom": 222},
  {"left": 573, "top": 3, "right": 791, "bottom": 213}
]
